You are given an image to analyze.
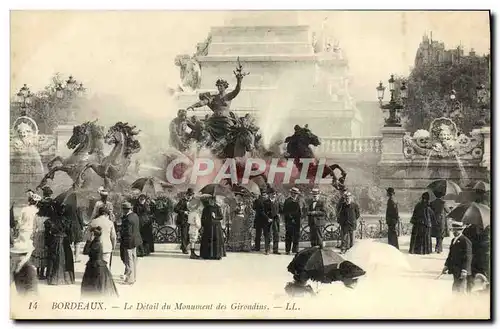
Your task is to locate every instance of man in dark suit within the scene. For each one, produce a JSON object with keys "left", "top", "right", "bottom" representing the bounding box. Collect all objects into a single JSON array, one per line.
[
  {"left": 307, "top": 188, "right": 327, "bottom": 249},
  {"left": 266, "top": 188, "right": 281, "bottom": 255},
  {"left": 120, "top": 201, "right": 143, "bottom": 284},
  {"left": 253, "top": 189, "right": 271, "bottom": 254},
  {"left": 282, "top": 187, "right": 302, "bottom": 254},
  {"left": 337, "top": 191, "right": 360, "bottom": 253},
  {"left": 430, "top": 193, "right": 450, "bottom": 253},
  {"left": 385, "top": 187, "right": 400, "bottom": 249},
  {"left": 442, "top": 221, "right": 473, "bottom": 293},
  {"left": 174, "top": 188, "right": 194, "bottom": 254}
]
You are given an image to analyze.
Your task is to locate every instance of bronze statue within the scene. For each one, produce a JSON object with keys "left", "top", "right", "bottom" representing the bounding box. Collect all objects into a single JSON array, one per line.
[{"left": 75, "top": 122, "right": 141, "bottom": 189}]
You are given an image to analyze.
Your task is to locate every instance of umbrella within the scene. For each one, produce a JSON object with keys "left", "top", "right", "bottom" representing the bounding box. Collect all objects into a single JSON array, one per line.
[
  {"left": 231, "top": 183, "right": 257, "bottom": 198},
  {"left": 426, "top": 179, "right": 462, "bottom": 199},
  {"left": 287, "top": 246, "right": 365, "bottom": 283},
  {"left": 131, "top": 177, "right": 172, "bottom": 197},
  {"left": 249, "top": 174, "right": 267, "bottom": 190},
  {"left": 242, "top": 180, "right": 261, "bottom": 196},
  {"left": 198, "top": 183, "right": 230, "bottom": 197},
  {"left": 447, "top": 202, "right": 490, "bottom": 229},
  {"left": 344, "top": 240, "right": 411, "bottom": 273},
  {"left": 472, "top": 181, "right": 490, "bottom": 192},
  {"left": 54, "top": 188, "right": 91, "bottom": 224}
]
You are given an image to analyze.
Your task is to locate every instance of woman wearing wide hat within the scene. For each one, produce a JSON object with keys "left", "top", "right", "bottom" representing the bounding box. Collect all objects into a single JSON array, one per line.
[{"left": 11, "top": 240, "right": 38, "bottom": 296}]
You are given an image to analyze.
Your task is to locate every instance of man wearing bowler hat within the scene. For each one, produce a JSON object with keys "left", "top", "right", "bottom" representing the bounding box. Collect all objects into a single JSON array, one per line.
[
  {"left": 282, "top": 187, "right": 302, "bottom": 254},
  {"left": 307, "top": 188, "right": 327, "bottom": 249},
  {"left": 385, "top": 187, "right": 400, "bottom": 249},
  {"left": 441, "top": 220, "right": 473, "bottom": 293},
  {"left": 174, "top": 188, "right": 195, "bottom": 254},
  {"left": 120, "top": 201, "right": 142, "bottom": 284},
  {"left": 337, "top": 191, "right": 360, "bottom": 253}
]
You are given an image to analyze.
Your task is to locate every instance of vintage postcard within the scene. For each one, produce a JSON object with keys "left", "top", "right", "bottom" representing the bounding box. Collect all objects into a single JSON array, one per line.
[{"left": 10, "top": 10, "right": 491, "bottom": 320}]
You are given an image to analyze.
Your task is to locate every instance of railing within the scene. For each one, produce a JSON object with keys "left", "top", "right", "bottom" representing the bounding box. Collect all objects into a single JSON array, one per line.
[
  {"left": 148, "top": 216, "right": 413, "bottom": 249},
  {"left": 317, "top": 136, "right": 383, "bottom": 155}
]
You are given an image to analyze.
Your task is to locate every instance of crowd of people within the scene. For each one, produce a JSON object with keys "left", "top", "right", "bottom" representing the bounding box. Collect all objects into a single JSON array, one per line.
[
  {"left": 385, "top": 185, "right": 491, "bottom": 294},
  {"left": 10, "top": 179, "right": 490, "bottom": 298}
]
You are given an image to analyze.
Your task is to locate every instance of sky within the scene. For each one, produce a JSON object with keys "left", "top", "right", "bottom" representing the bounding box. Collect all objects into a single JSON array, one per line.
[{"left": 11, "top": 11, "right": 490, "bottom": 119}]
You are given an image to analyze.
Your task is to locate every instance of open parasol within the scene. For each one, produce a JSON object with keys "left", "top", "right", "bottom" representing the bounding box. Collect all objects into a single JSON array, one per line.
[
  {"left": 344, "top": 240, "right": 411, "bottom": 273},
  {"left": 198, "top": 183, "right": 230, "bottom": 197},
  {"left": 131, "top": 177, "right": 173, "bottom": 197},
  {"left": 54, "top": 188, "right": 91, "bottom": 224},
  {"left": 426, "top": 179, "right": 462, "bottom": 200},
  {"left": 287, "top": 246, "right": 365, "bottom": 283},
  {"left": 447, "top": 202, "right": 491, "bottom": 229}
]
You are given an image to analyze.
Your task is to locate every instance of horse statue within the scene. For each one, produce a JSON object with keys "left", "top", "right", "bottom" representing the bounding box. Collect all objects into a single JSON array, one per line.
[
  {"left": 75, "top": 122, "right": 141, "bottom": 189},
  {"left": 37, "top": 120, "right": 104, "bottom": 189},
  {"left": 283, "top": 125, "right": 347, "bottom": 189}
]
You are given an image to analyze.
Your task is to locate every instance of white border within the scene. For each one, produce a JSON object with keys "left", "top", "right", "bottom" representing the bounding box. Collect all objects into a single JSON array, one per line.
[{"left": 2, "top": 1, "right": 498, "bottom": 328}]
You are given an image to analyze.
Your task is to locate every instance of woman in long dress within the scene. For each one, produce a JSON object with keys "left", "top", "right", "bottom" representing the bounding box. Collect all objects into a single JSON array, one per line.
[
  {"left": 81, "top": 226, "right": 119, "bottom": 298},
  {"left": 199, "top": 196, "right": 225, "bottom": 260},
  {"left": 135, "top": 194, "right": 154, "bottom": 257},
  {"left": 228, "top": 194, "right": 253, "bottom": 252},
  {"left": 409, "top": 192, "right": 434, "bottom": 255},
  {"left": 46, "top": 204, "right": 75, "bottom": 285}
]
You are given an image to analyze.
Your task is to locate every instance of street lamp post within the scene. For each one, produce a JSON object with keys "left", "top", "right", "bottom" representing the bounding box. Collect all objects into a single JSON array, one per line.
[
  {"left": 54, "top": 75, "right": 86, "bottom": 123},
  {"left": 376, "top": 75, "right": 407, "bottom": 127},
  {"left": 15, "top": 84, "right": 33, "bottom": 116}
]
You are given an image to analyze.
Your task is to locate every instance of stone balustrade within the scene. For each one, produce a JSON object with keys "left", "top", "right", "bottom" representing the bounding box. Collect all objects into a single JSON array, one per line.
[{"left": 317, "top": 136, "right": 383, "bottom": 155}]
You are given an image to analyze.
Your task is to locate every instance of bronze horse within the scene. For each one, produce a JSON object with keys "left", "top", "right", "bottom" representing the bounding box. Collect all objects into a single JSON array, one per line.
[
  {"left": 37, "top": 120, "right": 104, "bottom": 189},
  {"left": 76, "top": 122, "right": 141, "bottom": 189}
]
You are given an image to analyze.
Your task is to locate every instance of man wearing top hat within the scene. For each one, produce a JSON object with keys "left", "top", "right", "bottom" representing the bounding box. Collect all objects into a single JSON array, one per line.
[
  {"left": 307, "top": 188, "right": 327, "bottom": 249},
  {"left": 253, "top": 188, "right": 271, "bottom": 254},
  {"left": 385, "top": 187, "right": 400, "bottom": 249},
  {"left": 174, "top": 188, "right": 195, "bottom": 254},
  {"left": 441, "top": 220, "right": 473, "bottom": 293},
  {"left": 282, "top": 187, "right": 302, "bottom": 254},
  {"left": 265, "top": 187, "right": 282, "bottom": 255},
  {"left": 120, "top": 201, "right": 142, "bottom": 284}
]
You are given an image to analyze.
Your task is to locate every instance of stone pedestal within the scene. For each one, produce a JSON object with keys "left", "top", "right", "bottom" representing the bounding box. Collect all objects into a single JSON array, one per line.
[
  {"left": 378, "top": 126, "right": 407, "bottom": 164},
  {"left": 174, "top": 13, "right": 362, "bottom": 137},
  {"left": 54, "top": 124, "right": 74, "bottom": 157},
  {"left": 479, "top": 126, "right": 490, "bottom": 171}
]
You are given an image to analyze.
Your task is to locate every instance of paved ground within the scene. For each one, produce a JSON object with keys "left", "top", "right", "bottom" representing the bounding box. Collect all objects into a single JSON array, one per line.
[{"left": 11, "top": 236, "right": 490, "bottom": 320}]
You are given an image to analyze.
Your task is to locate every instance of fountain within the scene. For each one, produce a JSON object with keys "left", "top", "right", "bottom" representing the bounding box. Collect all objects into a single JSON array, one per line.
[
  {"left": 377, "top": 116, "right": 489, "bottom": 208},
  {"left": 10, "top": 116, "right": 54, "bottom": 205}
]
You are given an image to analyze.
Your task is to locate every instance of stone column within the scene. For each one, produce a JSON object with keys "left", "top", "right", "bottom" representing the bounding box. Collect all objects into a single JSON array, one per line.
[
  {"left": 479, "top": 126, "right": 490, "bottom": 171},
  {"left": 378, "top": 126, "right": 407, "bottom": 164},
  {"left": 54, "top": 124, "right": 74, "bottom": 157}
]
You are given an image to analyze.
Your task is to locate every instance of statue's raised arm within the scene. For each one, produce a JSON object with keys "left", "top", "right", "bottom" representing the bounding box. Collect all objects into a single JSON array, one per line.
[{"left": 225, "top": 57, "right": 249, "bottom": 101}]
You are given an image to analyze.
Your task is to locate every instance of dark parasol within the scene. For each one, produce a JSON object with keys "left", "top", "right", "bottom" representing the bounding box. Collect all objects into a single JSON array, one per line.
[
  {"left": 427, "top": 179, "right": 462, "bottom": 200},
  {"left": 447, "top": 202, "right": 491, "bottom": 229},
  {"left": 131, "top": 176, "right": 173, "bottom": 197},
  {"left": 287, "top": 246, "right": 366, "bottom": 284}
]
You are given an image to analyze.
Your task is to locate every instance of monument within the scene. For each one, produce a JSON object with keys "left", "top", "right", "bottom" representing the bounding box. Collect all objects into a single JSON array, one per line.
[{"left": 172, "top": 11, "right": 362, "bottom": 138}]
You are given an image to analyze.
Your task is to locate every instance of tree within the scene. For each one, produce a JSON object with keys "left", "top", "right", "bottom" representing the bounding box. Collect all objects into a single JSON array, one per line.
[
  {"left": 10, "top": 73, "right": 88, "bottom": 134},
  {"left": 401, "top": 54, "right": 491, "bottom": 133}
]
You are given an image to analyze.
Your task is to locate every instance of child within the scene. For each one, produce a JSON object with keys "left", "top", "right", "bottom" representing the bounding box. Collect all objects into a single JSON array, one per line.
[{"left": 187, "top": 198, "right": 202, "bottom": 259}]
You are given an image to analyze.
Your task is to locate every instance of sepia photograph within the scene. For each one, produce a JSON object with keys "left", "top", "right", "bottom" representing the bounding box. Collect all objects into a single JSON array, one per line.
[{"left": 9, "top": 9, "right": 491, "bottom": 320}]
